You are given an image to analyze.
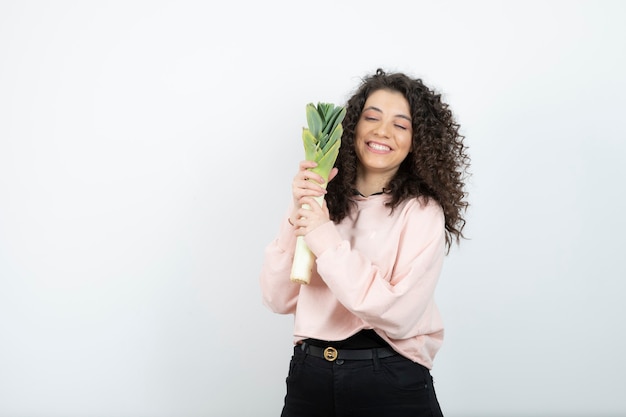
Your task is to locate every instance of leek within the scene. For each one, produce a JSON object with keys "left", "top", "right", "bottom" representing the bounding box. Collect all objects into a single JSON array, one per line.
[{"left": 290, "top": 102, "right": 346, "bottom": 284}]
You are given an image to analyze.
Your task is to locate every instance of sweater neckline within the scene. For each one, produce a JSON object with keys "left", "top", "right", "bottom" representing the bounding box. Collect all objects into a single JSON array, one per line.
[{"left": 352, "top": 188, "right": 386, "bottom": 198}]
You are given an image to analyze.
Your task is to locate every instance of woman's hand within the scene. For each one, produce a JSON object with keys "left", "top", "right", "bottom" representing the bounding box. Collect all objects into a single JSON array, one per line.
[
  {"left": 289, "top": 160, "right": 337, "bottom": 235},
  {"left": 292, "top": 196, "right": 330, "bottom": 236}
]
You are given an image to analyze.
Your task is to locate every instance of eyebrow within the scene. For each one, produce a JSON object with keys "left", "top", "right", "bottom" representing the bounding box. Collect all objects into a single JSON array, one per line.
[{"left": 363, "top": 105, "right": 412, "bottom": 122}]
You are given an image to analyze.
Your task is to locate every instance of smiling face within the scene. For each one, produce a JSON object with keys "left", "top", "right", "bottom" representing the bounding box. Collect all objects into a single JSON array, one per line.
[{"left": 354, "top": 89, "right": 413, "bottom": 183}]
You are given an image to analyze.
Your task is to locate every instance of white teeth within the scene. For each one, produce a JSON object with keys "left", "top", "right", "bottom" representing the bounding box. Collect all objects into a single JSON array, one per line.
[{"left": 369, "top": 142, "right": 390, "bottom": 151}]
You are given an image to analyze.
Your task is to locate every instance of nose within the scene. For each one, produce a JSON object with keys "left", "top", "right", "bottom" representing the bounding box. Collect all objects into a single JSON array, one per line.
[{"left": 373, "top": 120, "right": 390, "bottom": 137}]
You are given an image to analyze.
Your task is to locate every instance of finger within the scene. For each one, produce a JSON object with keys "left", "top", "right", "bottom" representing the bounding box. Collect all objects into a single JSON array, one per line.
[
  {"left": 299, "top": 161, "right": 317, "bottom": 178},
  {"left": 299, "top": 160, "right": 317, "bottom": 169},
  {"left": 300, "top": 167, "right": 326, "bottom": 186},
  {"left": 301, "top": 171, "right": 325, "bottom": 186},
  {"left": 298, "top": 178, "right": 327, "bottom": 198},
  {"left": 328, "top": 167, "right": 339, "bottom": 182}
]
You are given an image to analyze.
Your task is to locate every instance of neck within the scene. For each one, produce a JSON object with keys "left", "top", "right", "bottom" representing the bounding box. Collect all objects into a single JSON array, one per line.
[{"left": 355, "top": 171, "right": 391, "bottom": 197}]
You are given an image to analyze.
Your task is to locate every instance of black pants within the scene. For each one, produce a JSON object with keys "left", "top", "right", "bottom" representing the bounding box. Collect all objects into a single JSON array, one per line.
[{"left": 281, "top": 344, "right": 444, "bottom": 417}]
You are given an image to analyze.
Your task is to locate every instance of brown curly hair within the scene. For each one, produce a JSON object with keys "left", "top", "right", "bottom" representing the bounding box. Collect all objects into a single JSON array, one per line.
[{"left": 326, "top": 68, "right": 471, "bottom": 251}]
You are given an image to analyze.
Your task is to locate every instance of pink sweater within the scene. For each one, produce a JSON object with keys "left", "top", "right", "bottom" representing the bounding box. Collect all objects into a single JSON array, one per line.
[{"left": 259, "top": 193, "right": 446, "bottom": 369}]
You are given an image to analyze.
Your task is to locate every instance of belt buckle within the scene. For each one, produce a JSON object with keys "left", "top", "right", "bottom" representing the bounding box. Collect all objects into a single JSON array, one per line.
[{"left": 323, "top": 346, "right": 338, "bottom": 362}]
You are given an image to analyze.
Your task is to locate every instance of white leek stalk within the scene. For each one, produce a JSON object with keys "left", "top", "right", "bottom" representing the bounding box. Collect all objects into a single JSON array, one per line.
[{"left": 290, "top": 102, "right": 346, "bottom": 284}]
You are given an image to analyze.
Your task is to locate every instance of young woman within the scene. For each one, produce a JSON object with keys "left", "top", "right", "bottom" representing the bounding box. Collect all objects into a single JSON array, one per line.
[{"left": 259, "top": 68, "right": 470, "bottom": 417}]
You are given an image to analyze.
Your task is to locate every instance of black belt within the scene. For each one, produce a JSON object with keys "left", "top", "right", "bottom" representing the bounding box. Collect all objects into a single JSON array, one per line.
[{"left": 300, "top": 341, "right": 398, "bottom": 362}]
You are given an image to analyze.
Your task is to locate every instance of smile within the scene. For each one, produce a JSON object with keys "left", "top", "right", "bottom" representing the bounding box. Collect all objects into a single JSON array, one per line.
[{"left": 367, "top": 142, "right": 391, "bottom": 152}]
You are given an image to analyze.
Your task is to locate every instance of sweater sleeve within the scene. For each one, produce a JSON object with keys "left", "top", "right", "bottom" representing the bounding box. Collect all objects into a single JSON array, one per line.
[
  {"left": 304, "top": 199, "right": 446, "bottom": 339},
  {"left": 258, "top": 207, "right": 301, "bottom": 314}
]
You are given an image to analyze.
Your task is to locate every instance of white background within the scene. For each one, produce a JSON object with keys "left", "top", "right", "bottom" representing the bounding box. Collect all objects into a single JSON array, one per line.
[{"left": 1, "top": 1, "right": 625, "bottom": 416}]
